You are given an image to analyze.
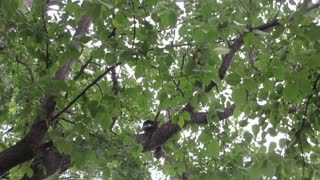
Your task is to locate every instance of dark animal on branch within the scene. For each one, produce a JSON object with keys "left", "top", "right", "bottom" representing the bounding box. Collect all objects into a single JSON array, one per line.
[{"left": 142, "top": 115, "right": 165, "bottom": 159}]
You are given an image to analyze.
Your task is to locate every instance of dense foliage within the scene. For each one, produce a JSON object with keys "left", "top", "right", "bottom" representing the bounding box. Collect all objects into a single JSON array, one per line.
[{"left": 0, "top": 0, "right": 319, "bottom": 179}]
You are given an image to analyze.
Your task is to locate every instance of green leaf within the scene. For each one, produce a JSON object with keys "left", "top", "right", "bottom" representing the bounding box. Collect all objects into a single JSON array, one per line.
[
  {"left": 279, "top": 138, "right": 287, "bottom": 148},
  {"left": 112, "top": 14, "right": 127, "bottom": 33},
  {"left": 50, "top": 80, "right": 68, "bottom": 91},
  {"left": 208, "top": 109, "right": 219, "bottom": 123},
  {"left": 268, "top": 142, "right": 277, "bottom": 152},
  {"left": 165, "top": 54, "right": 174, "bottom": 66},
  {"left": 158, "top": 90, "right": 169, "bottom": 109},
  {"left": 95, "top": 105, "right": 112, "bottom": 129},
  {"left": 102, "top": 95, "right": 120, "bottom": 116},
  {"left": 225, "top": 73, "right": 241, "bottom": 86},
  {"left": 232, "top": 87, "right": 246, "bottom": 105},
  {"left": 243, "top": 131, "right": 253, "bottom": 143},
  {"left": 26, "top": 168, "right": 33, "bottom": 178},
  {"left": 78, "top": 35, "right": 91, "bottom": 43},
  {"left": 192, "top": 28, "right": 207, "bottom": 43},
  {"left": 96, "top": 0, "right": 114, "bottom": 9},
  {"left": 243, "top": 78, "right": 256, "bottom": 91},
  {"left": 159, "top": 63, "right": 170, "bottom": 81},
  {"left": 213, "top": 47, "right": 230, "bottom": 55},
  {"left": 55, "top": 139, "right": 72, "bottom": 155},
  {"left": 252, "top": 124, "right": 259, "bottom": 136},
  {"left": 0, "top": 0, "right": 19, "bottom": 17},
  {"left": 178, "top": 117, "right": 184, "bottom": 128},
  {"left": 283, "top": 83, "right": 299, "bottom": 102},
  {"left": 160, "top": 10, "right": 177, "bottom": 27},
  {"left": 244, "top": 33, "right": 257, "bottom": 46},
  {"left": 262, "top": 161, "right": 276, "bottom": 177},
  {"left": 83, "top": 2, "right": 102, "bottom": 18},
  {"left": 271, "top": 58, "right": 288, "bottom": 80},
  {"left": 233, "top": 20, "right": 246, "bottom": 26},
  {"left": 135, "top": 63, "right": 144, "bottom": 78},
  {"left": 239, "top": 120, "right": 249, "bottom": 127},
  {"left": 248, "top": 165, "right": 260, "bottom": 179},
  {"left": 207, "top": 140, "right": 220, "bottom": 158},
  {"left": 181, "top": 111, "right": 191, "bottom": 120},
  {"left": 66, "top": 42, "right": 81, "bottom": 59},
  {"left": 310, "top": 153, "right": 318, "bottom": 163},
  {"left": 273, "top": 25, "right": 285, "bottom": 38},
  {"left": 264, "top": 80, "right": 274, "bottom": 91},
  {"left": 252, "top": 29, "right": 268, "bottom": 36}
]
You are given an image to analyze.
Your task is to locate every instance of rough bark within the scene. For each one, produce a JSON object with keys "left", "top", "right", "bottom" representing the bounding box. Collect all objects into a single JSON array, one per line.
[
  {"left": 0, "top": 16, "right": 92, "bottom": 176},
  {"left": 21, "top": 145, "right": 71, "bottom": 180},
  {"left": 135, "top": 104, "right": 236, "bottom": 151}
]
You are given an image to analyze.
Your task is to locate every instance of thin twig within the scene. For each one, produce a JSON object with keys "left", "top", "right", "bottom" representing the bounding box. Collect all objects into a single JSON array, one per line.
[
  {"left": 108, "top": 28, "right": 116, "bottom": 38},
  {"left": 60, "top": 117, "right": 76, "bottom": 124},
  {"left": 300, "top": 140, "right": 305, "bottom": 179},
  {"left": 109, "top": 68, "right": 120, "bottom": 133},
  {"left": 3, "top": 127, "right": 14, "bottom": 134},
  {"left": 51, "top": 63, "right": 121, "bottom": 122},
  {"left": 41, "top": 1, "right": 50, "bottom": 69},
  {"left": 149, "top": 43, "right": 193, "bottom": 51},
  {"left": 172, "top": 78, "right": 185, "bottom": 97},
  {"left": 15, "top": 56, "right": 34, "bottom": 82},
  {"left": 131, "top": 1, "right": 136, "bottom": 47},
  {"left": 73, "top": 56, "right": 93, "bottom": 80},
  {"left": 312, "top": 74, "right": 320, "bottom": 102}
]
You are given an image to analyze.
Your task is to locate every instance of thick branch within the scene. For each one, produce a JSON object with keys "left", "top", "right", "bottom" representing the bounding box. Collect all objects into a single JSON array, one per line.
[
  {"left": 22, "top": 145, "right": 71, "bottom": 180},
  {"left": 0, "top": 16, "right": 92, "bottom": 176},
  {"left": 217, "top": 2, "right": 320, "bottom": 81},
  {"left": 218, "top": 35, "right": 244, "bottom": 79},
  {"left": 136, "top": 105, "right": 236, "bottom": 151},
  {"left": 137, "top": 2, "right": 320, "bottom": 154}
]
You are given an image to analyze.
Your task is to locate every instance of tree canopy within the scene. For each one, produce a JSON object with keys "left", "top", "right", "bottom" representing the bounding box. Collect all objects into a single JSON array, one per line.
[{"left": 0, "top": 0, "right": 320, "bottom": 179}]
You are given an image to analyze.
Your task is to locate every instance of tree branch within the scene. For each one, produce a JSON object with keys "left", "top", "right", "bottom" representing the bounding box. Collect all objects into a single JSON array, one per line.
[
  {"left": 73, "top": 56, "right": 93, "bottom": 80},
  {"left": 21, "top": 146, "right": 71, "bottom": 180},
  {"left": 138, "top": 2, "right": 320, "bottom": 155},
  {"left": 52, "top": 63, "right": 121, "bottom": 122},
  {"left": 135, "top": 104, "right": 236, "bottom": 151},
  {"left": 110, "top": 68, "right": 120, "bottom": 133},
  {"left": 218, "top": 35, "right": 244, "bottom": 79},
  {"left": 0, "top": 16, "right": 92, "bottom": 176},
  {"left": 216, "top": 2, "right": 320, "bottom": 82}
]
